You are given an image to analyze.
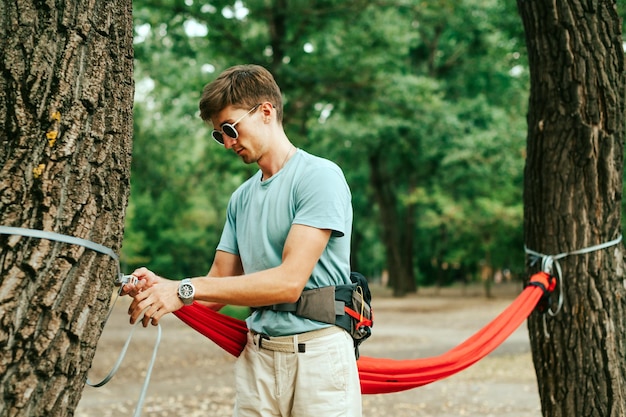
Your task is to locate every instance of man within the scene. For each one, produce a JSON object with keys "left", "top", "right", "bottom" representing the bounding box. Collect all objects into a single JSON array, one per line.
[{"left": 124, "top": 64, "right": 361, "bottom": 416}]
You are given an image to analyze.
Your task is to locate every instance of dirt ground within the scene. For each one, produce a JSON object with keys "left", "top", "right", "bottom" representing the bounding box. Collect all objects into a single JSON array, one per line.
[{"left": 75, "top": 283, "right": 542, "bottom": 417}]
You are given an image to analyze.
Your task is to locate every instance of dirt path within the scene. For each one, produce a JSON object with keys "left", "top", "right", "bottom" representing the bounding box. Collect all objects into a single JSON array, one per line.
[{"left": 76, "top": 284, "right": 541, "bottom": 417}]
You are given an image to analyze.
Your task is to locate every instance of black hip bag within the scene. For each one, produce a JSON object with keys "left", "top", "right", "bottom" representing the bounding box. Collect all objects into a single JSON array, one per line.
[{"left": 257, "top": 272, "right": 373, "bottom": 357}]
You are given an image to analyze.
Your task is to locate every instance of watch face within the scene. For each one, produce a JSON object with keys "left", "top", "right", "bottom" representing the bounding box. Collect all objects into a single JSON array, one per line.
[{"left": 180, "top": 284, "right": 194, "bottom": 298}]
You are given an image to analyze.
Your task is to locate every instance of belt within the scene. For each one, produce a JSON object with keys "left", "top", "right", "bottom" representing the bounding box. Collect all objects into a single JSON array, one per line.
[{"left": 254, "top": 326, "right": 343, "bottom": 353}]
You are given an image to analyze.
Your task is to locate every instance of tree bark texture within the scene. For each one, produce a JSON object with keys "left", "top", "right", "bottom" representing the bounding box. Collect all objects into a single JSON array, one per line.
[
  {"left": 518, "top": 0, "right": 626, "bottom": 416},
  {"left": 0, "top": 1, "right": 133, "bottom": 416}
]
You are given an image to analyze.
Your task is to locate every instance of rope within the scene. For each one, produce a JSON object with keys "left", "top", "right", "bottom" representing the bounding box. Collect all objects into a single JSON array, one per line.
[
  {"left": 0, "top": 225, "right": 158, "bottom": 417},
  {"left": 524, "top": 234, "right": 622, "bottom": 317}
]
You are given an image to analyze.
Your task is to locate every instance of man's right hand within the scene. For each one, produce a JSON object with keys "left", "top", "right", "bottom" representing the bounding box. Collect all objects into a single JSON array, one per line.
[{"left": 120, "top": 267, "right": 162, "bottom": 297}]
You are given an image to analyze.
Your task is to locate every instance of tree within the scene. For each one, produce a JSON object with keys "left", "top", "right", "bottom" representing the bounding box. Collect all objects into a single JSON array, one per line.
[
  {"left": 0, "top": 0, "right": 133, "bottom": 415},
  {"left": 518, "top": 0, "right": 626, "bottom": 415}
]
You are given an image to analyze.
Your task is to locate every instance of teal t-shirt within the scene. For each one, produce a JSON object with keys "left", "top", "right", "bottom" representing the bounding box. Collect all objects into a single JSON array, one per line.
[{"left": 216, "top": 149, "right": 353, "bottom": 336}]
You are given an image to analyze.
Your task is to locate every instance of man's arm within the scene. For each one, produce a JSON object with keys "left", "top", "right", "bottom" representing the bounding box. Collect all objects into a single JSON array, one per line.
[
  {"left": 193, "top": 250, "right": 244, "bottom": 309},
  {"left": 121, "top": 250, "right": 242, "bottom": 296},
  {"left": 207, "top": 250, "right": 245, "bottom": 278},
  {"left": 122, "top": 249, "right": 244, "bottom": 322},
  {"left": 128, "top": 224, "right": 332, "bottom": 326}
]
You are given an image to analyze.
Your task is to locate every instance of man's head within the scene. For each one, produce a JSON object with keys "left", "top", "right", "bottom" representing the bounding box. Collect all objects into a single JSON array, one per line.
[{"left": 199, "top": 64, "right": 284, "bottom": 125}]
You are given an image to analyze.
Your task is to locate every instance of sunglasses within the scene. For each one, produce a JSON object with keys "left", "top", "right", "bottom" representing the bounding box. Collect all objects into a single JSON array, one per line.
[{"left": 211, "top": 104, "right": 261, "bottom": 145}]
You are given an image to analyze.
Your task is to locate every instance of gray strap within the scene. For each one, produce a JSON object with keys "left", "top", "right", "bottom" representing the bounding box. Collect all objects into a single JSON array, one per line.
[
  {"left": 268, "top": 302, "right": 298, "bottom": 312},
  {"left": 525, "top": 234, "right": 623, "bottom": 338},
  {"left": 0, "top": 225, "right": 158, "bottom": 417},
  {"left": 87, "top": 303, "right": 162, "bottom": 417},
  {"left": 524, "top": 234, "right": 622, "bottom": 317},
  {"left": 335, "top": 300, "right": 345, "bottom": 316},
  {"left": 0, "top": 225, "right": 129, "bottom": 285},
  {"left": 0, "top": 225, "right": 119, "bottom": 260},
  {"left": 267, "top": 300, "right": 345, "bottom": 315}
]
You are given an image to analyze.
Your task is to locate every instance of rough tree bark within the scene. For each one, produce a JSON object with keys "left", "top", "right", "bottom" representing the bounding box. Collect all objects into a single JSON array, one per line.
[
  {"left": 518, "top": 0, "right": 626, "bottom": 416},
  {"left": 0, "top": 1, "right": 133, "bottom": 416}
]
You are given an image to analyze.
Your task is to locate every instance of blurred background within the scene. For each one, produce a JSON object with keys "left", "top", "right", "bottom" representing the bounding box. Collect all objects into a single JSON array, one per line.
[{"left": 122, "top": 0, "right": 626, "bottom": 297}]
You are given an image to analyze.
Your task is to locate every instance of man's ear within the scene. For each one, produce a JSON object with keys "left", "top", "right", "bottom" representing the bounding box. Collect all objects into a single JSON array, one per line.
[{"left": 260, "top": 102, "right": 274, "bottom": 121}]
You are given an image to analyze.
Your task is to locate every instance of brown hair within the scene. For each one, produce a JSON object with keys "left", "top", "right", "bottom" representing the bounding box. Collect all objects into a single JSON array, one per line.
[{"left": 199, "top": 64, "right": 283, "bottom": 124}]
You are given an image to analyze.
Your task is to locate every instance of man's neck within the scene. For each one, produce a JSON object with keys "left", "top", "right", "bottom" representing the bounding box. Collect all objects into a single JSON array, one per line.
[{"left": 260, "top": 143, "right": 296, "bottom": 181}]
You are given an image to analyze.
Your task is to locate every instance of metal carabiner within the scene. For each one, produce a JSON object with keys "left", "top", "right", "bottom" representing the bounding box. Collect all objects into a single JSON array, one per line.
[{"left": 115, "top": 274, "right": 138, "bottom": 287}]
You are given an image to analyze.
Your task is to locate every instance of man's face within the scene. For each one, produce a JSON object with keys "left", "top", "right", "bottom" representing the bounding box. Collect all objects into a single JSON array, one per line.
[{"left": 211, "top": 104, "right": 263, "bottom": 164}]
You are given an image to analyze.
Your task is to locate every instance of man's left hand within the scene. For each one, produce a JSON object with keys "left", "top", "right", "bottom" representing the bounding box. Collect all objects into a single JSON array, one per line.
[{"left": 128, "top": 278, "right": 184, "bottom": 327}]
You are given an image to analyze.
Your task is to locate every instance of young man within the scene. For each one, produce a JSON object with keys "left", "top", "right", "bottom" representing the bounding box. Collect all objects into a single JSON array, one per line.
[{"left": 124, "top": 64, "right": 362, "bottom": 416}]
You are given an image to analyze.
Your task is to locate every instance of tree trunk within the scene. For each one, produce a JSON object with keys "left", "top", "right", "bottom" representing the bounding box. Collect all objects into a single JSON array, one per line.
[
  {"left": 368, "top": 153, "right": 417, "bottom": 296},
  {"left": 518, "top": 0, "right": 626, "bottom": 415},
  {"left": 0, "top": 1, "right": 133, "bottom": 416}
]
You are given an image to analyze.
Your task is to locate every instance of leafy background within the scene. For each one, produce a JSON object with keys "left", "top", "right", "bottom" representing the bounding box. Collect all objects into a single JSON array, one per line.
[{"left": 122, "top": 0, "right": 626, "bottom": 295}]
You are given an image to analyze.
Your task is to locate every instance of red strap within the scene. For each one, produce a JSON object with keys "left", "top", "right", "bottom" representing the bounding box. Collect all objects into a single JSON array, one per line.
[
  {"left": 344, "top": 306, "right": 373, "bottom": 328},
  {"left": 528, "top": 271, "right": 557, "bottom": 292}
]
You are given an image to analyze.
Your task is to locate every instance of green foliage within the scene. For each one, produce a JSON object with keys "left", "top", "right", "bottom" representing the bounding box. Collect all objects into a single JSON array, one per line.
[
  {"left": 124, "top": 0, "right": 534, "bottom": 289},
  {"left": 219, "top": 305, "right": 251, "bottom": 321}
]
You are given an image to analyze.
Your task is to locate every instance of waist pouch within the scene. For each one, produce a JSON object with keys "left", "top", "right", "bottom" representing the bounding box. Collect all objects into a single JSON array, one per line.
[{"left": 257, "top": 272, "right": 373, "bottom": 357}]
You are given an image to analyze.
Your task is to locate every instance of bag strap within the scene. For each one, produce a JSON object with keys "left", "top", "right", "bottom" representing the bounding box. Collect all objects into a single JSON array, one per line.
[{"left": 265, "top": 298, "right": 346, "bottom": 316}]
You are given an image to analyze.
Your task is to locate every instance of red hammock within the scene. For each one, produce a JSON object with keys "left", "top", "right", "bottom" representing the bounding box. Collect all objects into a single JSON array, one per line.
[{"left": 174, "top": 272, "right": 554, "bottom": 395}]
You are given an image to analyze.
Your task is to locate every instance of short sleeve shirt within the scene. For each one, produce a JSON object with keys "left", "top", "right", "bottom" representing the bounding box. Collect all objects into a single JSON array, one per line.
[{"left": 217, "top": 149, "right": 353, "bottom": 336}]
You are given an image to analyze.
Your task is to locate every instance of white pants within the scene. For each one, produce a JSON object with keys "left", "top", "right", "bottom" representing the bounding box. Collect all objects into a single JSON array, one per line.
[{"left": 234, "top": 328, "right": 362, "bottom": 417}]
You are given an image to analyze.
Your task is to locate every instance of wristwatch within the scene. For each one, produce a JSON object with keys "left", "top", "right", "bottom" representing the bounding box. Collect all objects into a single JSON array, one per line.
[{"left": 178, "top": 278, "right": 195, "bottom": 305}]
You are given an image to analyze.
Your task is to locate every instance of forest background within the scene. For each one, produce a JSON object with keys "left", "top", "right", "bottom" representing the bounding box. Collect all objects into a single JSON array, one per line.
[{"left": 124, "top": 0, "right": 626, "bottom": 296}]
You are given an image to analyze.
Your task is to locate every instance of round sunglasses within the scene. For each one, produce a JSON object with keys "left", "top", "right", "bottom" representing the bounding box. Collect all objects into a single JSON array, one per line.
[{"left": 211, "top": 104, "right": 261, "bottom": 144}]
